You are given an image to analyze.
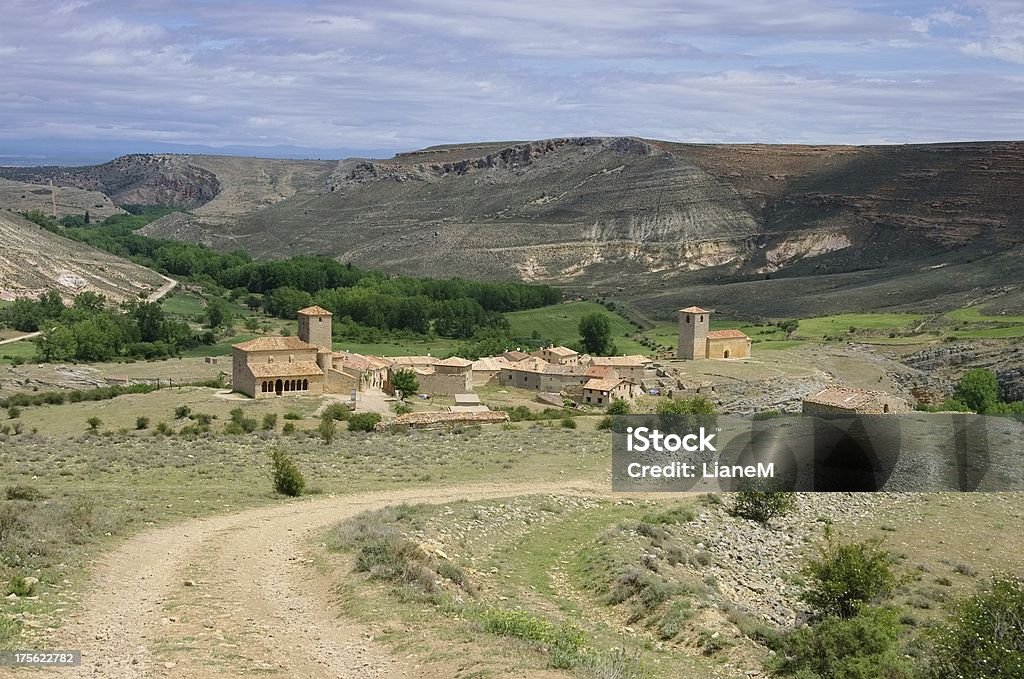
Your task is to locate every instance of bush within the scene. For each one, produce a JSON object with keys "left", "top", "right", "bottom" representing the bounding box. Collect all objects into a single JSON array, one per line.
[
  {"left": 561, "top": 416, "right": 577, "bottom": 429},
  {"left": 282, "top": 422, "right": 296, "bottom": 435},
  {"left": 768, "top": 606, "right": 914, "bottom": 678},
  {"left": 607, "top": 398, "right": 631, "bottom": 415},
  {"left": 261, "top": 413, "right": 278, "bottom": 431},
  {"left": 801, "top": 531, "right": 897, "bottom": 619},
  {"left": 86, "top": 416, "right": 102, "bottom": 431},
  {"left": 923, "top": 576, "right": 1024, "bottom": 679},
  {"left": 7, "top": 406, "right": 20, "bottom": 419},
  {"left": 348, "top": 412, "right": 382, "bottom": 432},
  {"left": 135, "top": 416, "right": 150, "bottom": 430},
  {"left": 5, "top": 484, "right": 45, "bottom": 501},
  {"left": 155, "top": 421, "right": 173, "bottom": 436},
  {"left": 7, "top": 575, "right": 34, "bottom": 597},
  {"left": 394, "top": 402, "right": 413, "bottom": 416},
  {"left": 597, "top": 416, "right": 612, "bottom": 430},
  {"left": 317, "top": 416, "right": 337, "bottom": 444},
  {"left": 732, "top": 481, "right": 797, "bottom": 525},
  {"left": 174, "top": 405, "right": 192, "bottom": 419},
  {"left": 322, "top": 403, "right": 351, "bottom": 421},
  {"left": 283, "top": 411, "right": 302, "bottom": 420},
  {"left": 270, "top": 449, "right": 305, "bottom": 497}
]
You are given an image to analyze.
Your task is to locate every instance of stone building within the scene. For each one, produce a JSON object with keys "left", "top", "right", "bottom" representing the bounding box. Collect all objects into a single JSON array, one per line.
[
  {"left": 388, "top": 355, "right": 473, "bottom": 396},
  {"left": 802, "top": 386, "right": 911, "bottom": 415},
  {"left": 498, "top": 358, "right": 590, "bottom": 392},
  {"left": 582, "top": 377, "right": 640, "bottom": 406},
  {"left": 587, "top": 355, "right": 649, "bottom": 382},
  {"left": 232, "top": 305, "right": 391, "bottom": 399},
  {"left": 677, "top": 306, "right": 751, "bottom": 360},
  {"left": 533, "top": 346, "right": 580, "bottom": 366}
]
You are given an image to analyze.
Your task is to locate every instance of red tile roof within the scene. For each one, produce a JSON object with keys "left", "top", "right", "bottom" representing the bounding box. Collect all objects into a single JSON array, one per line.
[
  {"left": 297, "top": 305, "right": 333, "bottom": 316},
  {"left": 706, "top": 329, "right": 749, "bottom": 340}
]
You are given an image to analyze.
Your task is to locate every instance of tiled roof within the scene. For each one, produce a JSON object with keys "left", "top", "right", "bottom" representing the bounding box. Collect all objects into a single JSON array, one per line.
[
  {"left": 545, "top": 346, "right": 578, "bottom": 356},
  {"left": 436, "top": 356, "right": 473, "bottom": 368},
  {"left": 706, "top": 329, "right": 749, "bottom": 340},
  {"left": 390, "top": 356, "right": 438, "bottom": 367},
  {"left": 502, "top": 351, "right": 530, "bottom": 362},
  {"left": 590, "top": 355, "right": 646, "bottom": 367},
  {"left": 365, "top": 356, "right": 392, "bottom": 369},
  {"left": 334, "top": 351, "right": 370, "bottom": 370},
  {"left": 233, "top": 336, "right": 317, "bottom": 352},
  {"left": 584, "top": 365, "right": 617, "bottom": 378},
  {"left": 472, "top": 357, "right": 511, "bottom": 371},
  {"left": 297, "top": 305, "right": 333, "bottom": 316},
  {"left": 679, "top": 306, "right": 709, "bottom": 313},
  {"left": 584, "top": 377, "right": 626, "bottom": 391},
  {"left": 248, "top": 361, "right": 324, "bottom": 378}
]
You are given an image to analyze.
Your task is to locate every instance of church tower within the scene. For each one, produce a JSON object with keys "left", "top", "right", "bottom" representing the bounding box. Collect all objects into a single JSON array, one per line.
[
  {"left": 297, "top": 305, "right": 333, "bottom": 351},
  {"left": 677, "top": 306, "right": 710, "bottom": 360}
]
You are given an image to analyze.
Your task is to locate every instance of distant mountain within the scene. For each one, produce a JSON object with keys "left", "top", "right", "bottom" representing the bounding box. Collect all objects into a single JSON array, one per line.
[
  {"left": 0, "top": 139, "right": 390, "bottom": 167},
  {"left": 7, "top": 138, "right": 1024, "bottom": 317}
]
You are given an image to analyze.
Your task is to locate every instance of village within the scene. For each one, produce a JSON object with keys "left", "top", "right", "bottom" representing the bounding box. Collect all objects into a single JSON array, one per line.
[{"left": 228, "top": 303, "right": 912, "bottom": 429}]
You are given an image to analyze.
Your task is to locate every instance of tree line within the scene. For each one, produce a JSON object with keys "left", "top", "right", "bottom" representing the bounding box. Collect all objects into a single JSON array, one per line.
[
  {"left": 0, "top": 290, "right": 213, "bottom": 362},
  {"left": 23, "top": 209, "right": 562, "bottom": 340}
]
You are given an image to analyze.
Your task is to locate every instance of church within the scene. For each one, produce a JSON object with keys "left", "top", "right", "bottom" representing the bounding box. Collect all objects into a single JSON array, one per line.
[
  {"left": 676, "top": 306, "right": 752, "bottom": 360},
  {"left": 230, "top": 306, "right": 389, "bottom": 398}
]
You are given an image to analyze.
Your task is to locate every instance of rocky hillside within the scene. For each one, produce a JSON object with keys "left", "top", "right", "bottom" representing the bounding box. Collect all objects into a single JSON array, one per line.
[
  {"left": 0, "top": 154, "right": 335, "bottom": 212},
  {"left": 0, "top": 179, "right": 124, "bottom": 220},
  {"left": 0, "top": 212, "right": 166, "bottom": 303},
  {"left": 9, "top": 137, "right": 1024, "bottom": 317}
]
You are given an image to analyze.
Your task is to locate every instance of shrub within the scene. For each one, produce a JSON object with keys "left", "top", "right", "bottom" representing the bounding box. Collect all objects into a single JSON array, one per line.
[
  {"left": 7, "top": 575, "right": 34, "bottom": 597},
  {"left": 561, "top": 416, "right": 577, "bottom": 429},
  {"left": 317, "top": 416, "right": 337, "bottom": 444},
  {"left": 7, "top": 406, "right": 20, "bottom": 419},
  {"left": 174, "top": 405, "right": 192, "bottom": 419},
  {"left": 348, "top": 412, "right": 382, "bottom": 432},
  {"left": 732, "top": 480, "right": 797, "bottom": 524},
  {"left": 752, "top": 409, "right": 783, "bottom": 420},
  {"left": 261, "top": 413, "right": 278, "bottom": 431},
  {"left": 283, "top": 411, "right": 302, "bottom": 420},
  {"left": 322, "top": 403, "right": 351, "bottom": 421},
  {"left": 607, "top": 398, "right": 631, "bottom": 415},
  {"left": 801, "top": 532, "right": 898, "bottom": 619},
  {"left": 768, "top": 606, "right": 913, "bottom": 678},
  {"left": 86, "top": 416, "right": 102, "bottom": 431},
  {"left": 5, "top": 484, "right": 45, "bottom": 501},
  {"left": 270, "top": 448, "right": 305, "bottom": 497},
  {"left": 597, "top": 416, "right": 612, "bottom": 430},
  {"left": 154, "top": 421, "right": 173, "bottom": 436},
  {"left": 394, "top": 402, "right": 413, "bottom": 415},
  {"left": 135, "top": 416, "right": 150, "bottom": 430},
  {"left": 923, "top": 576, "right": 1024, "bottom": 679},
  {"left": 282, "top": 422, "right": 296, "bottom": 435}
]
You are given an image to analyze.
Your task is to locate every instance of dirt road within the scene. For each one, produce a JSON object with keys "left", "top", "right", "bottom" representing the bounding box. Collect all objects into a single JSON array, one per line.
[
  {"left": 0, "top": 331, "right": 41, "bottom": 346},
  {"left": 145, "top": 275, "right": 177, "bottom": 303},
  {"left": 58, "top": 480, "right": 602, "bottom": 678}
]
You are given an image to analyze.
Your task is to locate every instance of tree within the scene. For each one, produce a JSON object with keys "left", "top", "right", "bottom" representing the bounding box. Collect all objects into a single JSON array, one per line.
[
  {"left": 578, "top": 312, "right": 616, "bottom": 355},
  {"left": 954, "top": 368, "right": 1000, "bottom": 414},
  {"left": 391, "top": 369, "right": 419, "bottom": 399},
  {"left": 37, "top": 326, "right": 78, "bottom": 362},
  {"left": 732, "top": 481, "right": 797, "bottom": 525},
  {"left": 270, "top": 449, "right": 305, "bottom": 496},
  {"left": 607, "top": 398, "right": 632, "bottom": 415},
  {"left": 205, "top": 299, "right": 230, "bottom": 329},
  {"left": 133, "top": 302, "right": 165, "bottom": 343},
  {"left": 317, "top": 415, "right": 337, "bottom": 444},
  {"left": 801, "top": 531, "right": 898, "bottom": 619}
]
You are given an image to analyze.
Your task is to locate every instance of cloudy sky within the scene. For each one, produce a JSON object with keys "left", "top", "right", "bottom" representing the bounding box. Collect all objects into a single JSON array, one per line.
[{"left": 1, "top": 0, "right": 1023, "bottom": 160}]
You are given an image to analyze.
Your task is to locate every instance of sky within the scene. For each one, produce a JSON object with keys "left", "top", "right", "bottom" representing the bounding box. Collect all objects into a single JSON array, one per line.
[{"left": 1, "top": 0, "right": 1023, "bottom": 161}]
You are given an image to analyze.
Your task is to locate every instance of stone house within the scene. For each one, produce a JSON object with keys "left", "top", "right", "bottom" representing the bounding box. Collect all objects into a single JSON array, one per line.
[
  {"left": 533, "top": 346, "right": 580, "bottom": 366},
  {"left": 802, "top": 386, "right": 911, "bottom": 415},
  {"left": 231, "top": 336, "right": 324, "bottom": 399},
  {"left": 471, "top": 356, "right": 512, "bottom": 386},
  {"left": 587, "top": 355, "right": 648, "bottom": 382},
  {"left": 582, "top": 377, "right": 640, "bottom": 407},
  {"left": 498, "top": 359, "right": 589, "bottom": 392}
]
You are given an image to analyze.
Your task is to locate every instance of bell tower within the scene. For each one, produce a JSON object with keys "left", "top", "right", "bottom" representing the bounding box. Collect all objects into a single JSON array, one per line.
[
  {"left": 677, "top": 306, "right": 710, "bottom": 360},
  {"left": 297, "top": 305, "right": 333, "bottom": 351}
]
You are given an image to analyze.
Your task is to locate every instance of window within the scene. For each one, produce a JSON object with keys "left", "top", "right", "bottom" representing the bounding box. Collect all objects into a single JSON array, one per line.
[{"left": 686, "top": 316, "right": 690, "bottom": 324}]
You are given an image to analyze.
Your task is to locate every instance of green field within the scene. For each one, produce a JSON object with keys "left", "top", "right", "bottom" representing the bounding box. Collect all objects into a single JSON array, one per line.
[
  {"left": 160, "top": 292, "right": 206, "bottom": 316},
  {"left": 0, "top": 339, "right": 37, "bottom": 364},
  {"left": 942, "top": 305, "right": 1024, "bottom": 338},
  {"left": 793, "top": 313, "right": 924, "bottom": 339},
  {"left": 505, "top": 302, "right": 647, "bottom": 353}
]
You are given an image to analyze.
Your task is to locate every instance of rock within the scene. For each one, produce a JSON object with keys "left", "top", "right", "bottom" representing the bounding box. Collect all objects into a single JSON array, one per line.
[{"left": 183, "top": 580, "right": 196, "bottom": 587}]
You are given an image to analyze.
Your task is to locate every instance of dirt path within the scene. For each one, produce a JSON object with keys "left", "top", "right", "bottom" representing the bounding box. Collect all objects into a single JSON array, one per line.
[
  {"left": 0, "top": 331, "right": 40, "bottom": 346},
  {"left": 57, "top": 480, "right": 603, "bottom": 678},
  {"left": 145, "top": 275, "right": 177, "bottom": 303}
]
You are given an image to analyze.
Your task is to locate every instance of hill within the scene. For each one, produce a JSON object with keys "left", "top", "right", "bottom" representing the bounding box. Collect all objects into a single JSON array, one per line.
[
  {"left": 0, "top": 179, "right": 124, "bottom": 220},
  {"left": 0, "top": 212, "right": 167, "bottom": 303},
  {"left": 9, "top": 138, "right": 1024, "bottom": 318}
]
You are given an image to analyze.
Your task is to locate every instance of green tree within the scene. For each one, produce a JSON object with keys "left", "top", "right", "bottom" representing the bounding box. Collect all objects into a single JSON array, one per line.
[
  {"left": 801, "top": 531, "right": 898, "bottom": 619},
  {"left": 578, "top": 312, "right": 617, "bottom": 355},
  {"left": 606, "top": 398, "right": 631, "bottom": 415},
  {"left": 954, "top": 368, "right": 1000, "bottom": 414},
  {"left": 317, "top": 415, "right": 337, "bottom": 444},
  {"left": 37, "top": 326, "right": 78, "bottom": 362},
  {"left": 133, "top": 302, "right": 165, "bottom": 343},
  {"left": 270, "top": 449, "right": 305, "bottom": 496},
  {"left": 205, "top": 299, "right": 230, "bottom": 329},
  {"left": 391, "top": 369, "right": 419, "bottom": 399}
]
